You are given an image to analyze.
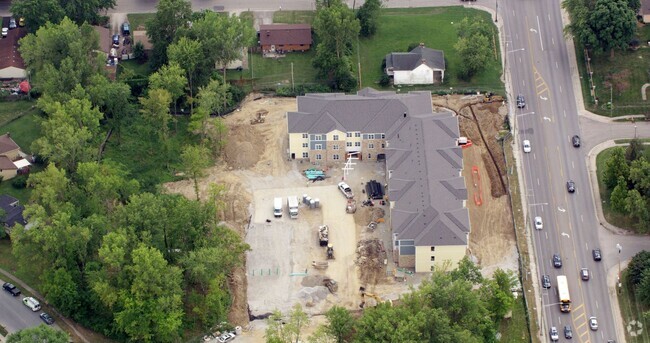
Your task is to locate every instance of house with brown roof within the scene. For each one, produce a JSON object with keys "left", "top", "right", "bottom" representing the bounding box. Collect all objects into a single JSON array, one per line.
[
  {"left": 0, "top": 133, "right": 31, "bottom": 181},
  {"left": 259, "top": 24, "right": 312, "bottom": 54},
  {"left": 0, "top": 27, "right": 27, "bottom": 79}
]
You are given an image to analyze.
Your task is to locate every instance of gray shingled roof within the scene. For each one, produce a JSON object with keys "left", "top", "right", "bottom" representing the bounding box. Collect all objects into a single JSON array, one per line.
[
  {"left": 0, "top": 194, "right": 26, "bottom": 227},
  {"left": 385, "top": 45, "right": 445, "bottom": 72},
  {"left": 386, "top": 112, "right": 470, "bottom": 246}
]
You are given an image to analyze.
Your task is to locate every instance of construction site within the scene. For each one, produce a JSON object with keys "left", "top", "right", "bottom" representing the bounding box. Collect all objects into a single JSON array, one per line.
[{"left": 164, "top": 92, "right": 517, "bottom": 340}]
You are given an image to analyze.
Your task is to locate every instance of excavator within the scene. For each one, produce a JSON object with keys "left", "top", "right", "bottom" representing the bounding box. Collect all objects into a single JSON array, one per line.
[{"left": 359, "top": 287, "right": 392, "bottom": 309}]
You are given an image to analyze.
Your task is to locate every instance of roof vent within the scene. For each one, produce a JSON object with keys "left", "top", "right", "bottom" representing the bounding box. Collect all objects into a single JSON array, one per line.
[{"left": 419, "top": 42, "right": 424, "bottom": 47}]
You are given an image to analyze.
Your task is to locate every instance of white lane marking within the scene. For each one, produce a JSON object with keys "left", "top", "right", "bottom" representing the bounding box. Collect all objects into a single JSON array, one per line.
[
  {"left": 558, "top": 207, "right": 566, "bottom": 212},
  {"left": 556, "top": 61, "right": 558, "bottom": 69},
  {"left": 543, "top": 116, "right": 551, "bottom": 122},
  {"left": 563, "top": 110, "right": 567, "bottom": 117},
  {"left": 545, "top": 232, "right": 548, "bottom": 239},
  {"left": 560, "top": 85, "right": 562, "bottom": 93},
  {"left": 548, "top": 14, "right": 551, "bottom": 21},
  {"left": 581, "top": 214, "right": 584, "bottom": 222},
  {"left": 596, "top": 301, "right": 599, "bottom": 309},
  {"left": 540, "top": 96, "right": 548, "bottom": 100},
  {"left": 562, "top": 232, "right": 570, "bottom": 238},
  {"left": 586, "top": 242, "right": 588, "bottom": 250},
  {"left": 552, "top": 38, "right": 555, "bottom": 46},
  {"left": 537, "top": 178, "right": 540, "bottom": 186},
  {"left": 534, "top": 153, "right": 536, "bottom": 160},
  {"left": 530, "top": 28, "right": 537, "bottom": 33},
  {"left": 572, "top": 161, "right": 575, "bottom": 169},
  {"left": 537, "top": 16, "right": 544, "bottom": 51}
]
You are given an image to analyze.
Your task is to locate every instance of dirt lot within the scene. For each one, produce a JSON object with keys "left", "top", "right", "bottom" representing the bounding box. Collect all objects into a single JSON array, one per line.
[{"left": 164, "top": 92, "right": 518, "bottom": 338}]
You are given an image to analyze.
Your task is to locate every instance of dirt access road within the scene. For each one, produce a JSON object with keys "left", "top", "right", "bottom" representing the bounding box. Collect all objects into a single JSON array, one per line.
[{"left": 164, "top": 93, "right": 517, "bottom": 339}]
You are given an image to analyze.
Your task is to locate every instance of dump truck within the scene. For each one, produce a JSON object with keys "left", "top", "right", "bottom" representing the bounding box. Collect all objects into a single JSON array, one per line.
[
  {"left": 287, "top": 196, "right": 299, "bottom": 219},
  {"left": 318, "top": 225, "right": 329, "bottom": 246}
]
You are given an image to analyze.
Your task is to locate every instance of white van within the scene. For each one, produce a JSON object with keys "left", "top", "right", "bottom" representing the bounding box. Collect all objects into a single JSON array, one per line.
[
  {"left": 22, "top": 297, "right": 41, "bottom": 311},
  {"left": 273, "top": 197, "right": 283, "bottom": 218}
]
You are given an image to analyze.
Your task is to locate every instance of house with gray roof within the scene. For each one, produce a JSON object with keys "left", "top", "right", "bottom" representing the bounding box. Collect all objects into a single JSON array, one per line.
[
  {"left": 385, "top": 43, "right": 445, "bottom": 85},
  {"left": 287, "top": 88, "right": 469, "bottom": 272}
]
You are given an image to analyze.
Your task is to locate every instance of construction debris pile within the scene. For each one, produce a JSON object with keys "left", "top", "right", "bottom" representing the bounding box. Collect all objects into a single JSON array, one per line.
[
  {"left": 298, "top": 275, "right": 336, "bottom": 307},
  {"left": 355, "top": 239, "right": 387, "bottom": 284}
]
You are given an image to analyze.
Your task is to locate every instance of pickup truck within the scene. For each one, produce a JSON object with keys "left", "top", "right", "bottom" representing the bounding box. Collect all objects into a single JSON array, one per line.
[{"left": 338, "top": 182, "right": 354, "bottom": 199}]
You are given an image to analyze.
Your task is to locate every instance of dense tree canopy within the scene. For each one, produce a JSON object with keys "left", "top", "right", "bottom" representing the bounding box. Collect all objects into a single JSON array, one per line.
[
  {"left": 7, "top": 325, "right": 70, "bottom": 343},
  {"left": 454, "top": 17, "right": 495, "bottom": 80},
  {"left": 11, "top": 0, "right": 115, "bottom": 32},
  {"left": 356, "top": 0, "right": 382, "bottom": 37},
  {"left": 146, "top": 0, "right": 193, "bottom": 69}
]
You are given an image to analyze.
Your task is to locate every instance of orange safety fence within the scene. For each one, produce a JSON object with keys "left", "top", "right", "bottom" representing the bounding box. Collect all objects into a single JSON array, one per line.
[{"left": 471, "top": 166, "right": 483, "bottom": 206}]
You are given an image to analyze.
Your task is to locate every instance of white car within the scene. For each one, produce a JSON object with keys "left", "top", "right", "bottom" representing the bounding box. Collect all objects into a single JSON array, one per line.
[
  {"left": 522, "top": 140, "right": 531, "bottom": 153},
  {"left": 549, "top": 326, "right": 559, "bottom": 341},
  {"left": 534, "top": 216, "right": 543, "bottom": 230},
  {"left": 1, "top": 27, "right": 8, "bottom": 38},
  {"left": 217, "top": 332, "right": 236, "bottom": 343},
  {"left": 22, "top": 297, "right": 41, "bottom": 311},
  {"left": 589, "top": 316, "right": 598, "bottom": 331}
]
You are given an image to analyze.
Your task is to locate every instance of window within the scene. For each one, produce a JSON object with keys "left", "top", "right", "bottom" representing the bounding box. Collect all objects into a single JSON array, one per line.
[
  {"left": 302, "top": 134, "right": 308, "bottom": 139},
  {"left": 355, "top": 132, "right": 361, "bottom": 137},
  {"left": 430, "top": 256, "right": 435, "bottom": 261},
  {"left": 302, "top": 143, "right": 308, "bottom": 148},
  {"left": 333, "top": 145, "right": 339, "bottom": 150},
  {"left": 315, "top": 144, "right": 322, "bottom": 150},
  {"left": 381, "top": 143, "right": 385, "bottom": 148},
  {"left": 302, "top": 152, "right": 309, "bottom": 158},
  {"left": 368, "top": 143, "right": 374, "bottom": 149},
  {"left": 355, "top": 142, "right": 361, "bottom": 147},
  {"left": 346, "top": 142, "right": 352, "bottom": 147},
  {"left": 333, "top": 135, "right": 339, "bottom": 141},
  {"left": 346, "top": 132, "right": 352, "bottom": 138},
  {"left": 368, "top": 154, "right": 372, "bottom": 159},
  {"left": 333, "top": 154, "right": 340, "bottom": 160},
  {"left": 368, "top": 134, "right": 375, "bottom": 139},
  {"left": 430, "top": 246, "right": 435, "bottom": 252},
  {"left": 381, "top": 134, "right": 386, "bottom": 139},
  {"left": 316, "top": 154, "right": 322, "bottom": 160},
  {"left": 314, "top": 135, "right": 323, "bottom": 140}
]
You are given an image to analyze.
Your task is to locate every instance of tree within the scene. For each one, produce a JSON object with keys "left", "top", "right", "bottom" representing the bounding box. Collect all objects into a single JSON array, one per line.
[
  {"left": 629, "top": 157, "right": 650, "bottom": 197},
  {"left": 87, "top": 74, "right": 135, "bottom": 135},
  {"left": 626, "top": 138, "right": 645, "bottom": 162},
  {"left": 197, "top": 78, "right": 232, "bottom": 116},
  {"left": 7, "top": 325, "right": 70, "bottom": 343},
  {"left": 139, "top": 88, "right": 173, "bottom": 142},
  {"left": 75, "top": 161, "right": 140, "bottom": 214},
  {"left": 265, "top": 304, "right": 310, "bottom": 343},
  {"left": 356, "top": 0, "right": 382, "bottom": 37},
  {"left": 146, "top": 0, "right": 192, "bottom": 70},
  {"left": 628, "top": 250, "right": 650, "bottom": 285},
  {"left": 10, "top": 0, "right": 65, "bottom": 32},
  {"left": 587, "top": 0, "right": 636, "bottom": 56},
  {"left": 324, "top": 306, "right": 354, "bottom": 343},
  {"left": 167, "top": 37, "right": 203, "bottom": 113},
  {"left": 483, "top": 269, "right": 516, "bottom": 322},
  {"left": 180, "top": 145, "right": 211, "bottom": 200},
  {"left": 610, "top": 176, "right": 630, "bottom": 213},
  {"left": 625, "top": 189, "right": 650, "bottom": 232},
  {"left": 603, "top": 147, "right": 630, "bottom": 190},
  {"left": 455, "top": 34, "right": 492, "bottom": 80},
  {"left": 148, "top": 63, "right": 187, "bottom": 114},
  {"left": 19, "top": 19, "right": 101, "bottom": 99},
  {"left": 58, "top": 0, "right": 116, "bottom": 26},
  {"left": 32, "top": 86, "right": 104, "bottom": 171},
  {"left": 41, "top": 267, "right": 81, "bottom": 316}
]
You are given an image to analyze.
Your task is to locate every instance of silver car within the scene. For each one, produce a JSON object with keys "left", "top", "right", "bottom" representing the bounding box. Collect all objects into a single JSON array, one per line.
[{"left": 589, "top": 316, "right": 598, "bottom": 331}]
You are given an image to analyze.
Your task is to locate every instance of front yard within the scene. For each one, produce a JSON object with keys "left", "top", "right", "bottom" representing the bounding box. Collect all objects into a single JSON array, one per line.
[{"left": 618, "top": 270, "right": 650, "bottom": 343}]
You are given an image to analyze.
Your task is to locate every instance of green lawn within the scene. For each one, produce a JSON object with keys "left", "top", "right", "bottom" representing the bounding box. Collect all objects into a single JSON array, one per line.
[
  {"left": 0, "top": 101, "right": 38, "bottom": 128},
  {"left": 119, "top": 59, "right": 152, "bottom": 78},
  {"left": 595, "top": 145, "right": 650, "bottom": 231},
  {"left": 0, "top": 239, "right": 41, "bottom": 289},
  {"left": 231, "top": 50, "right": 323, "bottom": 89},
  {"left": 498, "top": 295, "right": 532, "bottom": 343},
  {"left": 273, "top": 10, "right": 316, "bottom": 24},
  {"left": 127, "top": 13, "right": 155, "bottom": 31},
  {"left": 618, "top": 270, "right": 650, "bottom": 343},
  {"left": 575, "top": 24, "right": 650, "bottom": 117}
]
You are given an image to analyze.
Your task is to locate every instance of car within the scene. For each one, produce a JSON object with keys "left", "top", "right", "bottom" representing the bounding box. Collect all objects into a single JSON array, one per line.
[
  {"left": 517, "top": 94, "right": 526, "bottom": 108},
  {"left": 553, "top": 254, "right": 562, "bottom": 268},
  {"left": 122, "top": 22, "right": 130, "bottom": 35},
  {"left": 19, "top": 17, "right": 25, "bottom": 27},
  {"left": 566, "top": 180, "right": 575, "bottom": 193},
  {"left": 589, "top": 316, "right": 598, "bottom": 330},
  {"left": 534, "top": 216, "right": 543, "bottom": 230},
  {"left": 564, "top": 325, "right": 573, "bottom": 339},
  {"left": 593, "top": 248, "right": 602, "bottom": 261},
  {"left": 338, "top": 182, "right": 354, "bottom": 199},
  {"left": 1, "top": 27, "right": 7, "bottom": 38},
  {"left": 9, "top": 18, "right": 16, "bottom": 29},
  {"left": 541, "top": 275, "right": 551, "bottom": 289},
  {"left": 217, "top": 332, "right": 236, "bottom": 343},
  {"left": 549, "top": 326, "right": 559, "bottom": 341},
  {"left": 572, "top": 135, "right": 581, "bottom": 147},
  {"left": 40, "top": 312, "right": 55, "bottom": 325},
  {"left": 2, "top": 282, "right": 21, "bottom": 296},
  {"left": 112, "top": 34, "right": 120, "bottom": 47},
  {"left": 522, "top": 140, "right": 532, "bottom": 153},
  {"left": 22, "top": 296, "right": 41, "bottom": 311},
  {"left": 581, "top": 268, "right": 590, "bottom": 281}
]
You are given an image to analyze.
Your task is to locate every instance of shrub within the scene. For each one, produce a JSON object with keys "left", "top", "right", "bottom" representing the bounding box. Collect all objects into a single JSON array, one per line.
[
  {"left": 379, "top": 74, "right": 390, "bottom": 87},
  {"left": 12, "top": 175, "right": 27, "bottom": 189}
]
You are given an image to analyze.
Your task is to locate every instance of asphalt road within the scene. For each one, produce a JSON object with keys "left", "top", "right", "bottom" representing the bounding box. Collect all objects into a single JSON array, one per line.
[
  {"left": 503, "top": 0, "right": 620, "bottom": 341},
  {"left": 0, "top": 280, "right": 46, "bottom": 334}
]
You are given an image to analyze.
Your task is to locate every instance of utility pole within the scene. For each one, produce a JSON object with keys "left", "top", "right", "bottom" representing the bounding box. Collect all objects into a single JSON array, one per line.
[
  {"left": 495, "top": 0, "right": 498, "bottom": 22},
  {"left": 291, "top": 62, "right": 294, "bottom": 91},
  {"left": 610, "top": 84, "right": 613, "bottom": 117},
  {"left": 617, "top": 243, "right": 622, "bottom": 294}
]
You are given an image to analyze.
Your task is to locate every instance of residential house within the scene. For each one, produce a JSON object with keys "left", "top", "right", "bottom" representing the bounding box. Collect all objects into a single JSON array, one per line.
[
  {"left": 287, "top": 88, "right": 470, "bottom": 272},
  {"left": 0, "top": 195, "right": 27, "bottom": 231},
  {"left": 642, "top": 0, "right": 650, "bottom": 23},
  {"left": 0, "top": 27, "right": 27, "bottom": 79},
  {"left": 259, "top": 24, "right": 312, "bottom": 54},
  {"left": 385, "top": 43, "right": 445, "bottom": 85},
  {"left": 0, "top": 133, "right": 31, "bottom": 180}
]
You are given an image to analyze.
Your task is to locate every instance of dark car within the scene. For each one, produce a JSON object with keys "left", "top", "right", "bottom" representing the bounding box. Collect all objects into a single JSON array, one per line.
[
  {"left": 40, "top": 312, "right": 55, "bottom": 325},
  {"left": 516, "top": 94, "right": 526, "bottom": 108},
  {"left": 567, "top": 180, "right": 576, "bottom": 193},
  {"left": 2, "top": 282, "right": 21, "bottom": 296},
  {"left": 593, "top": 248, "right": 602, "bottom": 261},
  {"left": 553, "top": 254, "right": 562, "bottom": 268},
  {"left": 112, "top": 34, "right": 120, "bottom": 47},
  {"left": 122, "top": 22, "right": 130, "bottom": 35},
  {"left": 542, "top": 275, "right": 551, "bottom": 288},
  {"left": 564, "top": 325, "right": 573, "bottom": 339},
  {"left": 9, "top": 18, "right": 17, "bottom": 29},
  {"left": 572, "top": 135, "right": 581, "bottom": 147}
]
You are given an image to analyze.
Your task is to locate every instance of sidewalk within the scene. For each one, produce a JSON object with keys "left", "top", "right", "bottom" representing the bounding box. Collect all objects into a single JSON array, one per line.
[{"left": 0, "top": 268, "right": 89, "bottom": 343}]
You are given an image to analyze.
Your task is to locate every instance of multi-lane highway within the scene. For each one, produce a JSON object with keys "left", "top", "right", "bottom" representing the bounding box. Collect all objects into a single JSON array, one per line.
[{"left": 502, "top": 0, "right": 619, "bottom": 341}]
